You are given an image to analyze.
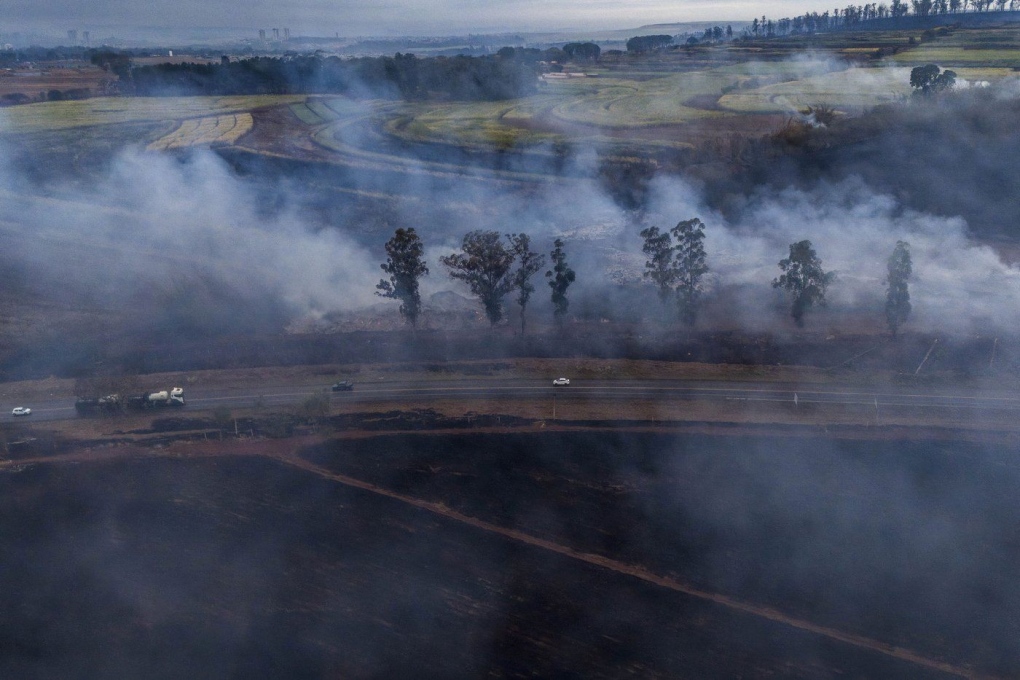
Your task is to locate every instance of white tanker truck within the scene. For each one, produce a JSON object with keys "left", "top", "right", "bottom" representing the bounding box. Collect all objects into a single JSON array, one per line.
[{"left": 76, "top": 387, "right": 186, "bottom": 415}]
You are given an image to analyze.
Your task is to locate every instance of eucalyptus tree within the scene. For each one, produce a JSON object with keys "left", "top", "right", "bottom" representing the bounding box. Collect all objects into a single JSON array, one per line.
[
  {"left": 885, "top": 240, "right": 912, "bottom": 336},
  {"left": 671, "top": 218, "right": 709, "bottom": 326},
  {"left": 441, "top": 230, "right": 516, "bottom": 326},
  {"left": 377, "top": 227, "right": 429, "bottom": 328},
  {"left": 772, "top": 240, "right": 835, "bottom": 327},
  {"left": 507, "top": 233, "right": 545, "bottom": 334},
  {"left": 639, "top": 218, "right": 709, "bottom": 326},
  {"left": 546, "top": 238, "right": 576, "bottom": 324}
]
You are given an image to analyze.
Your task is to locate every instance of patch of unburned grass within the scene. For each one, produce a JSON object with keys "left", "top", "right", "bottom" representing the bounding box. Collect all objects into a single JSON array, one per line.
[
  {"left": 546, "top": 71, "right": 739, "bottom": 127},
  {"left": 720, "top": 66, "right": 911, "bottom": 112},
  {"left": 720, "top": 64, "right": 1016, "bottom": 113},
  {"left": 385, "top": 100, "right": 557, "bottom": 149},
  {"left": 147, "top": 112, "right": 253, "bottom": 150},
  {"left": 891, "top": 45, "right": 1020, "bottom": 66},
  {"left": 0, "top": 95, "right": 305, "bottom": 133}
]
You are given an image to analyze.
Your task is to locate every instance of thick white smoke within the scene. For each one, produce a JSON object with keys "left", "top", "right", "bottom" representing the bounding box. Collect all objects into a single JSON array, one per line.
[
  {"left": 0, "top": 146, "right": 380, "bottom": 318},
  {"left": 641, "top": 175, "right": 1020, "bottom": 334},
  {"left": 2, "top": 104, "right": 1019, "bottom": 337}
]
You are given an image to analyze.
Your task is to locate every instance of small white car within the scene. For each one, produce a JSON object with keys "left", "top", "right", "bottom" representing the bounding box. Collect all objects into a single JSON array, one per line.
[
  {"left": 552, "top": 378, "right": 570, "bottom": 386},
  {"left": 11, "top": 407, "right": 32, "bottom": 416}
]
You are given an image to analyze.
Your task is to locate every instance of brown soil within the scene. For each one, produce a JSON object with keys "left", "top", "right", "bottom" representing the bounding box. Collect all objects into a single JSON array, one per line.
[
  {"left": 240, "top": 103, "right": 335, "bottom": 161},
  {"left": 0, "top": 65, "right": 111, "bottom": 99}
]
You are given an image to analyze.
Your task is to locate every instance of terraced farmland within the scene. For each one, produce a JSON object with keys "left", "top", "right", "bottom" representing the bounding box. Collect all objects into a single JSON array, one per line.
[
  {"left": 719, "top": 65, "right": 1018, "bottom": 113},
  {"left": 147, "top": 113, "right": 254, "bottom": 151},
  {"left": 889, "top": 28, "right": 1020, "bottom": 66},
  {"left": 384, "top": 100, "right": 558, "bottom": 149},
  {"left": 0, "top": 95, "right": 305, "bottom": 133},
  {"left": 288, "top": 97, "right": 374, "bottom": 125}
]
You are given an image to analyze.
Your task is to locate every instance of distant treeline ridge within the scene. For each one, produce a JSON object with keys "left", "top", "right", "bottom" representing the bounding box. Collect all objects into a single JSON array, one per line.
[{"left": 130, "top": 53, "right": 539, "bottom": 101}]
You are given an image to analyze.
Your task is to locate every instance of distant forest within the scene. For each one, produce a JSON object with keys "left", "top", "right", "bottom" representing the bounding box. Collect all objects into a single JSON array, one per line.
[
  {"left": 130, "top": 53, "right": 539, "bottom": 101},
  {"left": 746, "top": 3, "right": 1020, "bottom": 37}
]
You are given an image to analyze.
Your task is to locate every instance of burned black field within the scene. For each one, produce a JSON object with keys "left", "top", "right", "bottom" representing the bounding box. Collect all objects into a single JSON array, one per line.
[{"left": 2, "top": 431, "right": 1017, "bottom": 678}]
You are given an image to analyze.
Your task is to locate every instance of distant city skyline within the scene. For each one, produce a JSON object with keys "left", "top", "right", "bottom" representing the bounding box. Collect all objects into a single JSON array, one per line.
[{"left": 5, "top": 1, "right": 829, "bottom": 39}]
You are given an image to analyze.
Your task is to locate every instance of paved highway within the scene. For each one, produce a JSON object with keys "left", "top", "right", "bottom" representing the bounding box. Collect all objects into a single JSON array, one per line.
[{"left": 8, "top": 379, "right": 1020, "bottom": 423}]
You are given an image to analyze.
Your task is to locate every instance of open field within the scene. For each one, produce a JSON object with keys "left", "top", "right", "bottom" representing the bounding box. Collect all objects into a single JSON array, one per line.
[
  {"left": 0, "top": 64, "right": 110, "bottom": 99},
  {"left": 1, "top": 420, "right": 1017, "bottom": 677},
  {"left": 0, "top": 95, "right": 304, "bottom": 133},
  {"left": 146, "top": 112, "right": 254, "bottom": 150},
  {"left": 3, "top": 28, "right": 1020, "bottom": 171},
  {"left": 889, "top": 26, "right": 1020, "bottom": 65},
  {"left": 719, "top": 65, "right": 1017, "bottom": 112}
]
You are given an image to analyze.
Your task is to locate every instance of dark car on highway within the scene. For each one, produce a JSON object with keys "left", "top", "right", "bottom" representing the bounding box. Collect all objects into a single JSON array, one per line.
[{"left": 331, "top": 381, "right": 354, "bottom": 392}]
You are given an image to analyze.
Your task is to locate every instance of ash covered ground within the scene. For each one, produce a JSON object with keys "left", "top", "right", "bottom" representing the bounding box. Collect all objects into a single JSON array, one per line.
[{"left": 2, "top": 430, "right": 1016, "bottom": 678}]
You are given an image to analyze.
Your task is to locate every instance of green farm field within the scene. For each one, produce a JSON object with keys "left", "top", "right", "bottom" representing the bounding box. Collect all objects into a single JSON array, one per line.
[
  {"left": 0, "top": 95, "right": 305, "bottom": 133},
  {"left": 3, "top": 25, "right": 1020, "bottom": 173}
]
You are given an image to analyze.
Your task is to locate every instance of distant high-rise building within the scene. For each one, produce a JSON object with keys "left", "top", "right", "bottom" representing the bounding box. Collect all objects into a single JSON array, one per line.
[
  {"left": 283, "top": 28, "right": 290, "bottom": 40},
  {"left": 67, "top": 29, "right": 77, "bottom": 45},
  {"left": 272, "top": 28, "right": 279, "bottom": 40},
  {"left": 259, "top": 29, "right": 266, "bottom": 41},
  {"left": 82, "top": 30, "right": 90, "bottom": 46}
]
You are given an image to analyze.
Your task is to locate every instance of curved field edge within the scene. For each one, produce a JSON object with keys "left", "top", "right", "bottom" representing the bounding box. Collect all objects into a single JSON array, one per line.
[
  {"left": 0, "top": 95, "right": 306, "bottom": 133},
  {"left": 147, "top": 113, "right": 254, "bottom": 151},
  {"left": 308, "top": 116, "right": 580, "bottom": 184}
]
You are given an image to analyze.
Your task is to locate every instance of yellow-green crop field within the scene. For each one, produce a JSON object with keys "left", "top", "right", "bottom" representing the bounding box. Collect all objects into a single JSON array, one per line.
[
  {"left": 383, "top": 101, "right": 558, "bottom": 149},
  {"left": 889, "top": 28, "right": 1020, "bottom": 66},
  {"left": 147, "top": 113, "right": 254, "bottom": 150},
  {"left": 0, "top": 95, "right": 305, "bottom": 133},
  {"left": 4, "top": 26, "right": 1020, "bottom": 164},
  {"left": 288, "top": 97, "right": 371, "bottom": 126},
  {"left": 381, "top": 60, "right": 840, "bottom": 148},
  {"left": 890, "top": 45, "right": 1020, "bottom": 66},
  {"left": 719, "top": 66, "right": 1017, "bottom": 113}
]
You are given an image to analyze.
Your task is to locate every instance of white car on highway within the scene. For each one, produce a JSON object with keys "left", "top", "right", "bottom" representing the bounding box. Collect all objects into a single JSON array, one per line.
[
  {"left": 552, "top": 378, "right": 570, "bottom": 386},
  {"left": 11, "top": 407, "right": 31, "bottom": 417}
]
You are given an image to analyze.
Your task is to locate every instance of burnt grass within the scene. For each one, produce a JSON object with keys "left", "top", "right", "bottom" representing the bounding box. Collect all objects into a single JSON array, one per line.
[
  {"left": 304, "top": 431, "right": 1020, "bottom": 677},
  {"left": 1, "top": 432, "right": 1017, "bottom": 678},
  {"left": 2, "top": 323, "right": 1017, "bottom": 383}
]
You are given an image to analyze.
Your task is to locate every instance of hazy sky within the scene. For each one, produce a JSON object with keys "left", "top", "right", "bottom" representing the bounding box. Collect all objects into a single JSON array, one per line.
[{"left": 6, "top": 0, "right": 820, "bottom": 37}]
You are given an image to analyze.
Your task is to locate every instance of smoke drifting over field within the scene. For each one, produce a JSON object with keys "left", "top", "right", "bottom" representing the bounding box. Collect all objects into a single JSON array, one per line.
[
  {"left": 3, "top": 57, "right": 1020, "bottom": 680},
  {"left": 646, "top": 175, "right": 1020, "bottom": 334},
  {"left": 1, "top": 80, "right": 1020, "bottom": 344},
  {"left": 0, "top": 146, "right": 380, "bottom": 334}
]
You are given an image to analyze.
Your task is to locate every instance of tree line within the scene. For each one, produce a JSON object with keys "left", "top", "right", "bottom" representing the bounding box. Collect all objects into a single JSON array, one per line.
[
  {"left": 640, "top": 221, "right": 912, "bottom": 333},
  {"left": 378, "top": 228, "right": 575, "bottom": 332},
  {"left": 376, "top": 224, "right": 914, "bottom": 335},
  {"left": 747, "top": 0, "right": 1019, "bottom": 37},
  {"left": 130, "top": 52, "right": 538, "bottom": 101}
]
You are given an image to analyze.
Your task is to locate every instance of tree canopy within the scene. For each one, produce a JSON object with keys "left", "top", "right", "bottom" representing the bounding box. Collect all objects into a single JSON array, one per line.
[
  {"left": 672, "top": 218, "right": 710, "bottom": 326},
  {"left": 562, "top": 42, "right": 601, "bottom": 61},
  {"left": 910, "top": 64, "right": 957, "bottom": 96},
  {"left": 625, "top": 35, "right": 674, "bottom": 53},
  {"left": 131, "top": 53, "right": 538, "bottom": 101},
  {"left": 772, "top": 240, "right": 835, "bottom": 326},
  {"left": 377, "top": 227, "right": 429, "bottom": 328},
  {"left": 885, "top": 240, "right": 912, "bottom": 336},
  {"left": 546, "top": 238, "right": 576, "bottom": 324},
  {"left": 507, "top": 233, "right": 545, "bottom": 334},
  {"left": 440, "top": 230, "right": 517, "bottom": 325},
  {"left": 639, "top": 218, "right": 710, "bottom": 325}
]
